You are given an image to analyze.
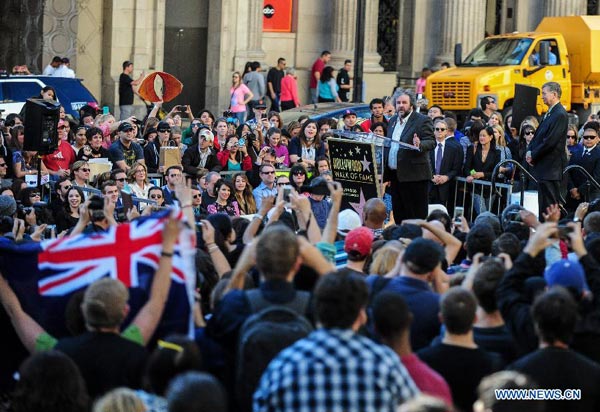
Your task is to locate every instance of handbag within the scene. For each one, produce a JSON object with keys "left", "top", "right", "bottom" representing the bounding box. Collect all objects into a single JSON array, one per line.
[{"left": 159, "top": 141, "right": 181, "bottom": 169}]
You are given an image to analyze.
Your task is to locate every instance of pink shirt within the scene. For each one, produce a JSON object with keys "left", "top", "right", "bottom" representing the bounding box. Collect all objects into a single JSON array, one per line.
[
  {"left": 416, "top": 77, "right": 427, "bottom": 94},
  {"left": 401, "top": 353, "right": 453, "bottom": 406},
  {"left": 230, "top": 84, "right": 251, "bottom": 113},
  {"left": 310, "top": 59, "right": 325, "bottom": 89},
  {"left": 280, "top": 75, "right": 300, "bottom": 106}
]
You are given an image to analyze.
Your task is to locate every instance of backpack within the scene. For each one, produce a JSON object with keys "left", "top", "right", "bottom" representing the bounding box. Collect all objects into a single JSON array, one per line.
[{"left": 235, "top": 289, "right": 313, "bottom": 412}]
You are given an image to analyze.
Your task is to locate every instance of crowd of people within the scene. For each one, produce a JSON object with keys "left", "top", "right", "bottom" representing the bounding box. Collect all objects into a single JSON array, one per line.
[{"left": 0, "top": 60, "right": 599, "bottom": 412}]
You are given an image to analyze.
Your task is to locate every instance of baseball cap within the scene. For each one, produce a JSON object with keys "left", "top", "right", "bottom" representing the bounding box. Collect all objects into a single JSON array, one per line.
[
  {"left": 255, "top": 102, "right": 267, "bottom": 109},
  {"left": 344, "top": 226, "right": 374, "bottom": 256},
  {"left": 199, "top": 128, "right": 214, "bottom": 143},
  {"left": 338, "top": 209, "right": 362, "bottom": 236},
  {"left": 82, "top": 278, "right": 129, "bottom": 328},
  {"left": 118, "top": 122, "right": 134, "bottom": 132},
  {"left": 402, "top": 238, "right": 445, "bottom": 274},
  {"left": 342, "top": 109, "right": 357, "bottom": 118},
  {"left": 544, "top": 259, "right": 586, "bottom": 293},
  {"left": 157, "top": 121, "right": 171, "bottom": 132}
]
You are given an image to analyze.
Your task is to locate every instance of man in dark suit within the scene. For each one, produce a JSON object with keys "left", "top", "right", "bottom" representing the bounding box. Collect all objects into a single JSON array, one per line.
[
  {"left": 384, "top": 89, "right": 435, "bottom": 221},
  {"left": 568, "top": 121, "right": 600, "bottom": 204},
  {"left": 526, "top": 81, "right": 568, "bottom": 219},
  {"left": 428, "top": 119, "right": 463, "bottom": 210}
]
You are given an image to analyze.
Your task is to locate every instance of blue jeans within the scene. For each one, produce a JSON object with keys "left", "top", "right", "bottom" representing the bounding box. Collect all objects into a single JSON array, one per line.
[{"left": 234, "top": 111, "right": 246, "bottom": 125}]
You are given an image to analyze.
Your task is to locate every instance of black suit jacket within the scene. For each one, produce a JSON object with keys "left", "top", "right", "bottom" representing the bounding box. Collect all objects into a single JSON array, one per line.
[
  {"left": 181, "top": 144, "right": 222, "bottom": 175},
  {"left": 529, "top": 103, "right": 568, "bottom": 181},
  {"left": 384, "top": 111, "right": 435, "bottom": 182},
  {"left": 568, "top": 145, "right": 600, "bottom": 200},
  {"left": 429, "top": 139, "right": 463, "bottom": 202}
]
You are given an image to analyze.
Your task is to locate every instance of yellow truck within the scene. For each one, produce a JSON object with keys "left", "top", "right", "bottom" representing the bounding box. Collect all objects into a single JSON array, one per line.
[{"left": 425, "top": 15, "right": 600, "bottom": 122}]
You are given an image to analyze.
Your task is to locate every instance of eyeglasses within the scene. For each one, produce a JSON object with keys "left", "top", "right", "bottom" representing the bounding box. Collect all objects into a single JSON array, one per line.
[
  {"left": 192, "top": 194, "right": 201, "bottom": 199},
  {"left": 261, "top": 170, "right": 275, "bottom": 175},
  {"left": 525, "top": 131, "right": 535, "bottom": 135},
  {"left": 78, "top": 168, "right": 90, "bottom": 172},
  {"left": 29, "top": 192, "right": 40, "bottom": 197},
  {"left": 191, "top": 123, "right": 201, "bottom": 127},
  {"left": 149, "top": 194, "right": 163, "bottom": 199},
  {"left": 277, "top": 182, "right": 289, "bottom": 186},
  {"left": 583, "top": 135, "right": 597, "bottom": 140},
  {"left": 115, "top": 178, "right": 127, "bottom": 182},
  {"left": 434, "top": 128, "right": 447, "bottom": 131},
  {"left": 61, "top": 185, "right": 72, "bottom": 191}
]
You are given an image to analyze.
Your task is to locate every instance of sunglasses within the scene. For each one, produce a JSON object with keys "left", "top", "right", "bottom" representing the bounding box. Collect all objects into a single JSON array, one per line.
[
  {"left": 58, "top": 126, "right": 66, "bottom": 130},
  {"left": 193, "top": 194, "right": 201, "bottom": 199},
  {"left": 149, "top": 194, "right": 163, "bottom": 199},
  {"left": 293, "top": 171, "right": 305, "bottom": 176},
  {"left": 261, "top": 171, "right": 275, "bottom": 175},
  {"left": 435, "top": 128, "right": 447, "bottom": 131},
  {"left": 0, "top": 163, "right": 6, "bottom": 167},
  {"left": 62, "top": 185, "right": 73, "bottom": 191},
  {"left": 277, "top": 182, "right": 289, "bottom": 186},
  {"left": 78, "top": 168, "right": 90, "bottom": 172},
  {"left": 583, "top": 135, "right": 597, "bottom": 140},
  {"left": 525, "top": 131, "right": 534, "bottom": 135},
  {"left": 567, "top": 134, "right": 576, "bottom": 138},
  {"left": 115, "top": 178, "right": 127, "bottom": 182},
  {"left": 29, "top": 192, "right": 40, "bottom": 197}
]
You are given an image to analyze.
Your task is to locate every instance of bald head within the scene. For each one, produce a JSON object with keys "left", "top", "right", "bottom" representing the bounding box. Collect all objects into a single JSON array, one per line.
[{"left": 363, "top": 198, "right": 387, "bottom": 229}]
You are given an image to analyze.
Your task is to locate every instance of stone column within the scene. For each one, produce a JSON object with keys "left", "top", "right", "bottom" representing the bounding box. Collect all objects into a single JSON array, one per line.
[
  {"left": 363, "top": 0, "right": 383, "bottom": 72},
  {"left": 329, "top": 0, "right": 356, "bottom": 68},
  {"left": 435, "top": 0, "right": 486, "bottom": 66},
  {"left": 233, "top": 0, "right": 265, "bottom": 70},
  {"left": 544, "top": 0, "right": 586, "bottom": 16},
  {"left": 330, "top": 0, "right": 384, "bottom": 72}
]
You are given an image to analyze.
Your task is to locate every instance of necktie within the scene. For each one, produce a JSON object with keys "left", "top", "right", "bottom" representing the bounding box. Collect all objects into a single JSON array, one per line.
[{"left": 435, "top": 143, "right": 443, "bottom": 174}]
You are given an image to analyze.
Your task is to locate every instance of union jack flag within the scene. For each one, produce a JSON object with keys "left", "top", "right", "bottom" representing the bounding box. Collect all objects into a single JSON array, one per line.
[{"left": 0, "top": 210, "right": 196, "bottom": 339}]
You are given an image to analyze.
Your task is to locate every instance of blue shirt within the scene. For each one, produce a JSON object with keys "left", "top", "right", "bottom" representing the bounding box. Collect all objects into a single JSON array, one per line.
[
  {"left": 252, "top": 182, "right": 277, "bottom": 209},
  {"left": 366, "top": 275, "right": 441, "bottom": 351}
]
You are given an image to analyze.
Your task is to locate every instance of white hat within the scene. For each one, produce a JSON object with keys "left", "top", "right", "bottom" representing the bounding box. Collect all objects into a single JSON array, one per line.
[{"left": 337, "top": 209, "right": 362, "bottom": 236}]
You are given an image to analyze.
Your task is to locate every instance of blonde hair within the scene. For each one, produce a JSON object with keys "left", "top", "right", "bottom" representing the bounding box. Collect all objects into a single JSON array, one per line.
[
  {"left": 127, "top": 161, "right": 149, "bottom": 184},
  {"left": 93, "top": 388, "right": 146, "bottom": 412},
  {"left": 369, "top": 243, "right": 405, "bottom": 276},
  {"left": 491, "top": 124, "right": 507, "bottom": 147}
]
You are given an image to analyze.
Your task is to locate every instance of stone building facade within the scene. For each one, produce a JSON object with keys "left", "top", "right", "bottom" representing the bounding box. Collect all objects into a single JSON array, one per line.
[{"left": 4, "top": 0, "right": 589, "bottom": 117}]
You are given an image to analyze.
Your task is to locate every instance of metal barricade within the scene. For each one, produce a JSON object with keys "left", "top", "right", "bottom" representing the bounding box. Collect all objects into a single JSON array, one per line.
[{"left": 453, "top": 177, "right": 514, "bottom": 222}]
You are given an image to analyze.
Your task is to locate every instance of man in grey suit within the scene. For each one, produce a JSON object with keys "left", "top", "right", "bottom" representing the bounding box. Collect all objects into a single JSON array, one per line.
[
  {"left": 526, "top": 81, "right": 568, "bottom": 219},
  {"left": 384, "top": 89, "right": 435, "bottom": 221}
]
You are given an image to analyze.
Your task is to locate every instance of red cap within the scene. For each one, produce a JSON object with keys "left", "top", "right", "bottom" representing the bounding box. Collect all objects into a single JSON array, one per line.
[{"left": 344, "top": 226, "right": 374, "bottom": 256}]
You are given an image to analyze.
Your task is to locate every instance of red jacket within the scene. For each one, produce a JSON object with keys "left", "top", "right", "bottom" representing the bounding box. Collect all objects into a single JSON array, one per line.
[{"left": 217, "top": 150, "right": 252, "bottom": 171}]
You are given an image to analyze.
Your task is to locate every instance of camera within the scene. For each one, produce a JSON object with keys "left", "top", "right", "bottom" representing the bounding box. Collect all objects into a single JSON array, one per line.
[
  {"left": 222, "top": 110, "right": 234, "bottom": 118},
  {"left": 506, "top": 210, "right": 522, "bottom": 223},
  {"left": 557, "top": 225, "right": 573, "bottom": 239},
  {"left": 247, "top": 132, "right": 256, "bottom": 141},
  {"left": 282, "top": 185, "right": 293, "bottom": 202},
  {"left": 238, "top": 137, "right": 246, "bottom": 147},
  {"left": 43, "top": 224, "right": 56, "bottom": 240}
]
